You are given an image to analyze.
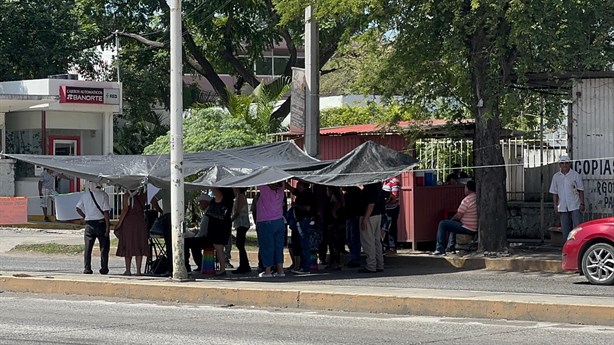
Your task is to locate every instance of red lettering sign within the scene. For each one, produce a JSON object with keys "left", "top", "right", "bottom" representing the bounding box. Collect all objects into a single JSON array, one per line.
[{"left": 59, "top": 86, "right": 105, "bottom": 104}]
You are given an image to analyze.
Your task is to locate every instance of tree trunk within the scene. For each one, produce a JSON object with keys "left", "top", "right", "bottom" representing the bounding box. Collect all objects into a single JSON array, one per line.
[{"left": 470, "top": 28, "right": 508, "bottom": 253}]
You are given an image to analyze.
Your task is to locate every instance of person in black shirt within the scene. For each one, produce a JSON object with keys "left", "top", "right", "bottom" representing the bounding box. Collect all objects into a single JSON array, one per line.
[
  {"left": 287, "top": 181, "right": 315, "bottom": 274},
  {"left": 445, "top": 164, "right": 469, "bottom": 184},
  {"left": 358, "top": 182, "right": 385, "bottom": 273},
  {"left": 343, "top": 186, "right": 362, "bottom": 267}
]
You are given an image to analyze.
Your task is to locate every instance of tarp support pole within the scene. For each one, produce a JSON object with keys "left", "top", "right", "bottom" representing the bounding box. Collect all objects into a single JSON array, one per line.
[{"left": 169, "top": 0, "right": 187, "bottom": 281}]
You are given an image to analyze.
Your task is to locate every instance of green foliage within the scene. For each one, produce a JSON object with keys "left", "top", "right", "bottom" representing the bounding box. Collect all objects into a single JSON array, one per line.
[
  {"left": 143, "top": 107, "right": 267, "bottom": 154},
  {"left": 320, "top": 102, "right": 425, "bottom": 127},
  {"left": 226, "top": 77, "right": 291, "bottom": 134},
  {"left": 0, "top": 1, "right": 101, "bottom": 80}
]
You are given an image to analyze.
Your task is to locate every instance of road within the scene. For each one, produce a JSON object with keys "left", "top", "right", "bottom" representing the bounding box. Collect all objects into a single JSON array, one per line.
[{"left": 0, "top": 292, "right": 612, "bottom": 345}]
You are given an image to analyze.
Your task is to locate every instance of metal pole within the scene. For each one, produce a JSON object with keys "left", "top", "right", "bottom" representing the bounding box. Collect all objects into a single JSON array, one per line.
[
  {"left": 304, "top": 5, "right": 320, "bottom": 158},
  {"left": 540, "top": 100, "right": 545, "bottom": 244},
  {"left": 169, "top": 0, "right": 187, "bottom": 280}
]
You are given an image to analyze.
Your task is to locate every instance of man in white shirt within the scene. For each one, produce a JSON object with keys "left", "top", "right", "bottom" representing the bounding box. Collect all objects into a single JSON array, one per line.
[
  {"left": 76, "top": 182, "right": 111, "bottom": 275},
  {"left": 549, "top": 154, "right": 585, "bottom": 241},
  {"left": 38, "top": 168, "right": 68, "bottom": 222}
]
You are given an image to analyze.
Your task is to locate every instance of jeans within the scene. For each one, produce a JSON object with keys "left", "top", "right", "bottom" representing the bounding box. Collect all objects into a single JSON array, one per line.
[
  {"left": 257, "top": 218, "right": 285, "bottom": 268},
  {"left": 297, "top": 218, "right": 312, "bottom": 271},
  {"left": 346, "top": 217, "right": 361, "bottom": 263},
  {"left": 235, "top": 226, "right": 250, "bottom": 269},
  {"left": 436, "top": 220, "right": 476, "bottom": 252},
  {"left": 560, "top": 209, "right": 582, "bottom": 241},
  {"left": 84, "top": 220, "right": 110, "bottom": 273}
]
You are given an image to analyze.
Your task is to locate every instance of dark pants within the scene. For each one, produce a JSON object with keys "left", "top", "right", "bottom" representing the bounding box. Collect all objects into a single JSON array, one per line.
[
  {"left": 84, "top": 220, "right": 110, "bottom": 273},
  {"left": 436, "top": 220, "right": 476, "bottom": 252},
  {"left": 298, "top": 218, "right": 312, "bottom": 271},
  {"left": 346, "top": 217, "right": 361, "bottom": 263},
  {"left": 235, "top": 226, "right": 250, "bottom": 269},
  {"left": 327, "top": 220, "right": 346, "bottom": 266},
  {"left": 384, "top": 206, "right": 400, "bottom": 249},
  {"left": 160, "top": 214, "right": 172, "bottom": 270},
  {"left": 184, "top": 236, "right": 213, "bottom": 271}
]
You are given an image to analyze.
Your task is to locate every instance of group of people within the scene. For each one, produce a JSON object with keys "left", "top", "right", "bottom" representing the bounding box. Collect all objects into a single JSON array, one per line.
[{"left": 72, "top": 153, "right": 584, "bottom": 276}]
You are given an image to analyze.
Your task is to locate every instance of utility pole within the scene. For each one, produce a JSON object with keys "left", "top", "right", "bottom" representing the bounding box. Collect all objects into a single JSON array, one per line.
[
  {"left": 304, "top": 5, "right": 320, "bottom": 158},
  {"left": 169, "top": 0, "right": 187, "bottom": 280}
]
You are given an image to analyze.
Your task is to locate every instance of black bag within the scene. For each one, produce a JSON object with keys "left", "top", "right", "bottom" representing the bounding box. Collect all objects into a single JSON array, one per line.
[
  {"left": 149, "top": 213, "right": 171, "bottom": 236},
  {"left": 151, "top": 255, "right": 170, "bottom": 275}
]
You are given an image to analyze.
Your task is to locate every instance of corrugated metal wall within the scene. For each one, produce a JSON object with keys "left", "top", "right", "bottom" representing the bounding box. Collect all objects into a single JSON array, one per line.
[{"left": 572, "top": 78, "right": 614, "bottom": 218}]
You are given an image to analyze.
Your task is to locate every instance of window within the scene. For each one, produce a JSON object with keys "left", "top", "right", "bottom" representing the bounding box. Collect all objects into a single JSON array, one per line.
[
  {"left": 255, "top": 57, "right": 273, "bottom": 76},
  {"left": 273, "top": 57, "right": 290, "bottom": 76}
]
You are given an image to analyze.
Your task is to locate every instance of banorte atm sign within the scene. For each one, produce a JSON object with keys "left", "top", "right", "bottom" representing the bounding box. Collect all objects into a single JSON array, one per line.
[{"left": 59, "top": 86, "right": 120, "bottom": 105}]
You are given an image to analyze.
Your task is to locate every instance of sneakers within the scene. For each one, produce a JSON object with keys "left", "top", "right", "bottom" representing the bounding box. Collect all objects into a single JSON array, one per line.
[
  {"left": 258, "top": 272, "right": 273, "bottom": 278},
  {"left": 445, "top": 247, "right": 457, "bottom": 254},
  {"left": 431, "top": 251, "right": 446, "bottom": 256},
  {"left": 83, "top": 269, "right": 93, "bottom": 274},
  {"left": 291, "top": 268, "right": 309, "bottom": 275},
  {"left": 272, "top": 272, "right": 286, "bottom": 277}
]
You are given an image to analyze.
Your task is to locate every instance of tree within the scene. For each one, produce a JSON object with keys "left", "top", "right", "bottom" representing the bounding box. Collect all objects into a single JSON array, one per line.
[
  {"left": 143, "top": 107, "right": 266, "bottom": 154},
  {"left": 278, "top": 1, "right": 614, "bottom": 252},
  {"left": 0, "top": 1, "right": 101, "bottom": 81},
  {"left": 75, "top": 0, "right": 371, "bottom": 121}
]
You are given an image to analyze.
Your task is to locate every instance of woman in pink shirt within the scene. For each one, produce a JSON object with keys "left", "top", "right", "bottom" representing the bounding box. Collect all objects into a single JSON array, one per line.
[{"left": 256, "top": 182, "right": 286, "bottom": 277}]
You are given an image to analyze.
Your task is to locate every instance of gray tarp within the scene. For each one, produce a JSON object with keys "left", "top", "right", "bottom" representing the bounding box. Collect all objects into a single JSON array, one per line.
[{"left": 2, "top": 141, "right": 418, "bottom": 189}]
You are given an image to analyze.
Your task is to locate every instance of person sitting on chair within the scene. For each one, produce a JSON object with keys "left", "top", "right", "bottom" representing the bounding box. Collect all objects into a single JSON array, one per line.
[
  {"left": 445, "top": 164, "right": 469, "bottom": 185},
  {"left": 184, "top": 193, "right": 213, "bottom": 273},
  {"left": 433, "top": 180, "right": 477, "bottom": 255}
]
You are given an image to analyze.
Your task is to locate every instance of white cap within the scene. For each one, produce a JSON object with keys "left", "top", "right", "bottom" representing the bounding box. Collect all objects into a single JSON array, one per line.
[
  {"left": 88, "top": 181, "right": 102, "bottom": 190},
  {"left": 559, "top": 154, "right": 571, "bottom": 163}
]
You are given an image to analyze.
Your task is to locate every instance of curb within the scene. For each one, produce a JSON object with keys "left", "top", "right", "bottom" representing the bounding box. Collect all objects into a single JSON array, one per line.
[
  {"left": 1, "top": 274, "right": 610, "bottom": 326},
  {"left": 91, "top": 250, "right": 564, "bottom": 273}
]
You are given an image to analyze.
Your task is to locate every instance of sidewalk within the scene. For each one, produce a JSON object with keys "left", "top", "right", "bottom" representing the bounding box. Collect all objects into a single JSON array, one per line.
[{"left": 4, "top": 224, "right": 605, "bottom": 327}]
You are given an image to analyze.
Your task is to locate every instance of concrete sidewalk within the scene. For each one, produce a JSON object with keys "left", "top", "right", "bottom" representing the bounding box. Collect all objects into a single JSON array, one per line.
[{"left": 1, "top": 269, "right": 611, "bottom": 327}]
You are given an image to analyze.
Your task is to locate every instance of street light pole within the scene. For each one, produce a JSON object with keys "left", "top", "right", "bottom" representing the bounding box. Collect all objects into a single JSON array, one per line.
[
  {"left": 304, "top": 5, "right": 320, "bottom": 158},
  {"left": 169, "top": 0, "right": 187, "bottom": 280}
]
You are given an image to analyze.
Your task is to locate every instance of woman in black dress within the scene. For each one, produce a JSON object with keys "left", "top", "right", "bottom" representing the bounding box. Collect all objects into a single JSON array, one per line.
[{"left": 206, "top": 187, "right": 234, "bottom": 276}]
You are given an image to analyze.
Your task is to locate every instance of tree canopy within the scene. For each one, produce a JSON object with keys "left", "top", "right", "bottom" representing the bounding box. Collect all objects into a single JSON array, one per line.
[
  {"left": 0, "top": 0, "right": 101, "bottom": 81},
  {"left": 276, "top": 0, "right": 614, "bottom": 252}
]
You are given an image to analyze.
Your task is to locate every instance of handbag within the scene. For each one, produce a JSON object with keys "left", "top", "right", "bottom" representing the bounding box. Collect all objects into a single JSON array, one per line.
[{"left": 150, "top": 213, "right": 171, "bottom": 236}]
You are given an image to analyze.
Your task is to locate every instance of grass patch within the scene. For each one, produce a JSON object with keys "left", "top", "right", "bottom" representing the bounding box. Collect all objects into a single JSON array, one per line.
[{"left": 11, "top": 243, "right": 84, "bottom": 255}]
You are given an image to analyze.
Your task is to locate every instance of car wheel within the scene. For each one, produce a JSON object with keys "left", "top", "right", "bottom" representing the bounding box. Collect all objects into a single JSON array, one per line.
[{"left": 581, "top": 243, "right": 614, "bottom": 285}]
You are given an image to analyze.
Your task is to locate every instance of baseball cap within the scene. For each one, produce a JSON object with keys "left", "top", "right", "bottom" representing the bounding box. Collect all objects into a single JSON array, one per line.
[{"left": 559, "top": 154, "right": 571, "bottom": 163}]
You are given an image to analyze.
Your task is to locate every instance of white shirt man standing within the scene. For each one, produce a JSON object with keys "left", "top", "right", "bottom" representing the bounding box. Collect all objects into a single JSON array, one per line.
[
  {"left": 549, "top": 154, "right": 585, "bottom": 241},
  {"left": 76, "top": 182, "right": 111, "bottom": 275}
]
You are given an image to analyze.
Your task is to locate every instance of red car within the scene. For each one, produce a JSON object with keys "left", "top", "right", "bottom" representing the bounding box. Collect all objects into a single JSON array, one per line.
[{"left": 562, "top": 217, "right": 614, "bottom": 285}]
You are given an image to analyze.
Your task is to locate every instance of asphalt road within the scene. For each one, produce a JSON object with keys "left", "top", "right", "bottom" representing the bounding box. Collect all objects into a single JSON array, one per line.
[{"left": 0, "top": 292, "right": 612, "bottom": 345}]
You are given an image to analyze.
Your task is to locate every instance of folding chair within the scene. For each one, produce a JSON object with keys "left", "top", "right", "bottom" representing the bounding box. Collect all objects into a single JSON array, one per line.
[{"left": 145, "top": 234, "right": 168, "bottom": 275}]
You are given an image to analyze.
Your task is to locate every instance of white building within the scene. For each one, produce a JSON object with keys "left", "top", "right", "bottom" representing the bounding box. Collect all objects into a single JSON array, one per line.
[{"left": 0, "top": 76, "right": 121, "bottom": 219}]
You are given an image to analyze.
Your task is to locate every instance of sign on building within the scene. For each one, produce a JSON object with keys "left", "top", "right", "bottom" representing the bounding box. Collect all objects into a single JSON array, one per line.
[{"left": 59, "top": 86, "right": 120, "bottom": 105}]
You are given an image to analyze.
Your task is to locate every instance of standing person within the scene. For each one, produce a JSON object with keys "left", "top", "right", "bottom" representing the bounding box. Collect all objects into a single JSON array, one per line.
[
  {"left": 343, "top": 186, "right": 362, "bottom": 268},
  {"left": 38, "top": 168, "right": 67, "bottom": 222},
  {"left": 256, "top": 182, "right": 286, "bottom": 278},
  {"left": 206, "top": 188, "right": 234, "bottom": 276},
  {"left": 287, "top": 181, "right": 315, "bottom": 274},
  {"left": 325, "top": 186, "right": 345, "bottom": 270},
  {"left": 76, "top": 182, "right": 111, "bottom": 275},
  {"left": 114, "top": 188, "right": 149, "bottom": 276},
  {"left": 382, "top": 176, "right": 400, "bottom": 253},
  {"left": 550, "top": 154, "right": 585, "bottom": 240},
  {"left": 232, "top": 188, "right": 252, "bottom": 274},
  {"left": 358, "top": 182, "right": 385, "bottom": 273},
  {"left": 432, "top": 180, "right": 478, "bottom": 255}
]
